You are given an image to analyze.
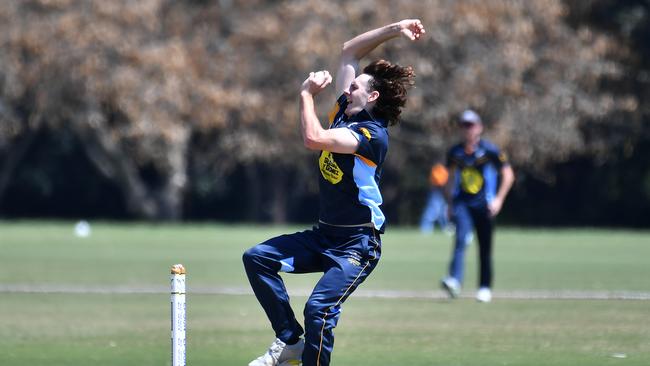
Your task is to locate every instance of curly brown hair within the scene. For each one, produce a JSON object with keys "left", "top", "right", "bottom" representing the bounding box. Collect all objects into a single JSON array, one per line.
[{"left": 362, "top": 59, "right": 415, "bottom": 126}]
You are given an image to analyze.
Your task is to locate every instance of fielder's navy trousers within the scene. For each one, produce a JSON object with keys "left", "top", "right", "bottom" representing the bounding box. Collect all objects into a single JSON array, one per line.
[
  {"left": 449, "top": 201, "right": 494, "bottom": 288},
  {"left": 243, "top": 226, "right": 381, "bottom": 366}
]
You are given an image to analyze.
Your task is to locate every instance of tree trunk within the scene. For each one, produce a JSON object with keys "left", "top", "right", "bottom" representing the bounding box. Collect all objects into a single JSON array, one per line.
[
  {"left": 70, "top": 109, "right": 157, "bottom": 218},
  {"left": 153, "top": 126, "right": 190, "bottom": 220},
  {"left": 69, "top": 107, "right": 189, "bottom": 220}
]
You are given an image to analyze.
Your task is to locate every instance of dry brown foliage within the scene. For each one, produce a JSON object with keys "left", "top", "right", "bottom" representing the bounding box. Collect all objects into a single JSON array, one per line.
[{"left": 0, "top": 0, "right": 640, "bottom": 220}]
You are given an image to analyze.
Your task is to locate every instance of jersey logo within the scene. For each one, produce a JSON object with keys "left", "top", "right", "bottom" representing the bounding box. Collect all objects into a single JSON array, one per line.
[
  {"left": 359, "top": 127, "right": 372, "bottom": 141},
  {"left": 461, "top": 167, "right": 484, "bottom": 194},
  {"left": 319, "top": 151, "right": 343, "bottom": 184}
]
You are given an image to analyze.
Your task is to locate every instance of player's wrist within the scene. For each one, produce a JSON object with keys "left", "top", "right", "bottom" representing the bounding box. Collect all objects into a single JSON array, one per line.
[
  {"left": 389, "top": 22, "right": 402, "bottom": 33},
  {"left": 300, "top": 89, "right": 314, "bottom": 98}
]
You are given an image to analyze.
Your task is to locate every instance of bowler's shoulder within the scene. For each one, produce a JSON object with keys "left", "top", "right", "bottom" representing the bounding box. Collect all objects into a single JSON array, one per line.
[{"left": 352, "top": 121, "right": 388, "bottom": 140}]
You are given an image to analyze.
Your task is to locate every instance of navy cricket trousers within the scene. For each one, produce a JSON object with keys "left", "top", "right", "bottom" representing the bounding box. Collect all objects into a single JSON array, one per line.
[
  {"left": 449, "top": 202, "right": 494, "bottom": 288},
  {"left": 242, "top": 226, "right": 381, "bottom": 366}
]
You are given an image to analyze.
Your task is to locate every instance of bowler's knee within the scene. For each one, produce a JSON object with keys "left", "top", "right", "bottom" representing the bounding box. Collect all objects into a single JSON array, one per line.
[
  {"left": 242, "top": 245, "right": 263, "bottom": 269},
  {"left": 303, "top": 297, "right": 326, "bottom": 322}
]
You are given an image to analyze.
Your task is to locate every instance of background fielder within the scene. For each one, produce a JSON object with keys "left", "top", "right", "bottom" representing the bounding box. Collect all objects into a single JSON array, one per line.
[{"left": 441, "top": 110, "right": 515, "bottom": 303}]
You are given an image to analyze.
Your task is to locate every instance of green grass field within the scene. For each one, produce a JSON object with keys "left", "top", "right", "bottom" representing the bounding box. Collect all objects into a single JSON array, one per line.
[{"left": 1, "top": 221, "right": 649, "bottom": 365}]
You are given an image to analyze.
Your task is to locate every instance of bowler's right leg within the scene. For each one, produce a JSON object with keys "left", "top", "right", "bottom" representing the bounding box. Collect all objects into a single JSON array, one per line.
[{"left": 243, "top": 230, "right": 322, "bottom": 365}]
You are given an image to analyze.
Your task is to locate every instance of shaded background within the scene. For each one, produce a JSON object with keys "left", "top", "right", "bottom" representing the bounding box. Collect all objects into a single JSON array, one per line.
[{"left": 0, "top": 0, "right": 648, "bottom": 227}]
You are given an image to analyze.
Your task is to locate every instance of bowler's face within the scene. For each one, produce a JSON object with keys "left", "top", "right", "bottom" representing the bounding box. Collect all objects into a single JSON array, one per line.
[{"left": 344, "top": 74, "right": 374, "bottom": 116}]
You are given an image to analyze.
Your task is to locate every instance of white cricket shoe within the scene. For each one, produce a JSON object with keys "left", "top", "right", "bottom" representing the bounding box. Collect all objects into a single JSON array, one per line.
[
  {"left": 248, "top": 338, "right": 304, "bottom": 366},
  {"left": 476, "top": 287, "right": 492, "bottom": 303},
  {"left": 440, "top": 277, "right": 461, "bottom": 298}
]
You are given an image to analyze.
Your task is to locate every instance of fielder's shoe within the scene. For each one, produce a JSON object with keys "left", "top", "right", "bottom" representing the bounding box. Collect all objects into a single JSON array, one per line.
[
  {"left": 476, "top": 287, "right": 492, "bottom": 303},
  {"left": 440, "top": 277, "right": 461, "bottom": 298},
  {"left": 248, "top": 338, "right": 304, "bottom": 366}
]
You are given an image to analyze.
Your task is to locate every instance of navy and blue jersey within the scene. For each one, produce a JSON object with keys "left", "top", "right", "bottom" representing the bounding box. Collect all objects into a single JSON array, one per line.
[
  {"left": 447, "top": 139, "right": 509, "bottom": 207},
  {"left": 318, "top": 95, "right": 389, "bottom": 234}
]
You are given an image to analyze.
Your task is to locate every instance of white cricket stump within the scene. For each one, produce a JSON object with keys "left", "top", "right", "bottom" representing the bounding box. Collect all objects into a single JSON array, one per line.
[{"left": 171, "top": 264, "right": 187, "bottom": 366}]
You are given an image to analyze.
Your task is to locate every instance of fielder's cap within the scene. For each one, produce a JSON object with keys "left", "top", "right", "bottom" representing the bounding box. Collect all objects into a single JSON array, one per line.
[{"left": 459, "top": 109, "right": 482, "bottom": 124}]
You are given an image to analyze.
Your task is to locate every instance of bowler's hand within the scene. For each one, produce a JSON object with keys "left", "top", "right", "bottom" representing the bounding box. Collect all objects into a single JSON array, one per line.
[
  {"left": 488, "top": 198, "right": 503, "bottom": 217},
  {"left": 301, "top": 70, "right": 333, "bottom": 96},
  {"left": 397, "top": 19, "right": 426, "bottom": 41}
]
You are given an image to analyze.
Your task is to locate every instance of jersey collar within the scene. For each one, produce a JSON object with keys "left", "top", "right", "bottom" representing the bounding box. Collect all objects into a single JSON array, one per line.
[{"left": 348, "top": 108, "right": 387, "bottom": 127}]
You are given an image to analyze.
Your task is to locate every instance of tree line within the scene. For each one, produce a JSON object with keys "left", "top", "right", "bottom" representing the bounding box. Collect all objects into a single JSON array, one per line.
[{"left": 0, "top": 0, "right": 648, "bottom": 226}]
